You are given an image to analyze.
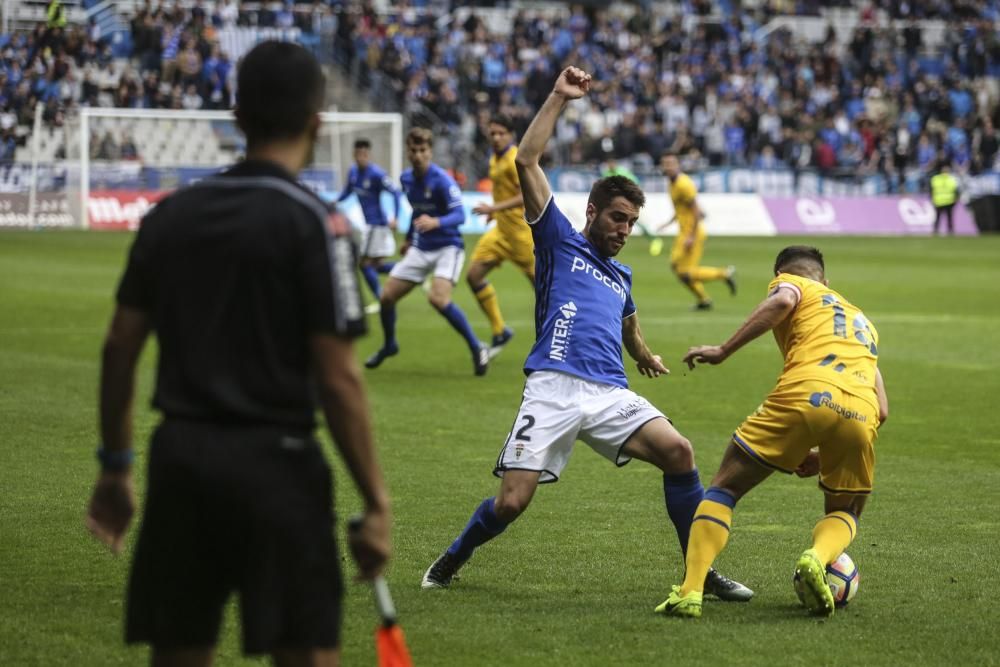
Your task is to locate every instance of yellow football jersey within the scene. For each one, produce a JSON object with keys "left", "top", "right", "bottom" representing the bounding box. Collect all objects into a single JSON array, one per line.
[
  {"left": 669, "top": 173, "right": 699, "bottom": 235},
  {"left": 770, "top": 273, "right": 880, "bottom": 407},
  {"left": 489, "top": 145, "right": 528, "bottom": 239}
]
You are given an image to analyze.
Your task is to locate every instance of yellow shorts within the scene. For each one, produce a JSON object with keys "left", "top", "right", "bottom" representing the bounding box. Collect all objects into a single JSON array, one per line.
[
  {"left": 470, "top": 226, "right": 535, "bottom": 278},
  {"left": 670, "top": 226, "right": 707, "bottom": 273},
  {"left": 733, "top": 380, "right": 878, "bottom": 494}
]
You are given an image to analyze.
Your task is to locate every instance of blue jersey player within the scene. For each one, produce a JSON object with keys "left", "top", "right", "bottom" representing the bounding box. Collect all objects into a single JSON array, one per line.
[
  {"left": 421, "top": 67, "right": 753, "bottom": 604},
  {"left": 364, "top": 127, "right": 489, "bottom": 375},
  {"left": 336, "top": 139, "right": 402, "bottom": 305}
]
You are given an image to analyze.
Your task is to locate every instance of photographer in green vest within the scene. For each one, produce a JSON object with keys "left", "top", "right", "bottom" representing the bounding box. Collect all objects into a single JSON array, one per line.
[{"left": 930, "top": 161, "right": 960, "bottom": 236}]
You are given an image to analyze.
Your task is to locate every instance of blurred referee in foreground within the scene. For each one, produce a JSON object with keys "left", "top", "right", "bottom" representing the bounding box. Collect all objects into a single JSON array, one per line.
[{"left": 86, "top": 41, "right": 391, "bottom": 666}]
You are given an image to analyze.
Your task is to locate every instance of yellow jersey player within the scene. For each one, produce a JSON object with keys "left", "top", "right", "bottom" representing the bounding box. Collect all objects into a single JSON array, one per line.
[
  {"left": 661, "top": 153, "right": 736, "bottom": 310},
  {"left": 469, "top": 115, "right": 534, "bottom": 355},
  {"left": 656, "top": 246, "right": 889, "bottom": 619}
]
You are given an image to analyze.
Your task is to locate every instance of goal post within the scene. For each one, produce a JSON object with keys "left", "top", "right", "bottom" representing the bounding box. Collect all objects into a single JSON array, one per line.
[{"left": 63, "top": 108, "right": 404, "bottom": 230}]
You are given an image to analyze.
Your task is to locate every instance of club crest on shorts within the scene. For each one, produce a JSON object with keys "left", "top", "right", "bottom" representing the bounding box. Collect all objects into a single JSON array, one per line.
[{"left": 514, "top": 442, "right": 525, "bottom": 459}]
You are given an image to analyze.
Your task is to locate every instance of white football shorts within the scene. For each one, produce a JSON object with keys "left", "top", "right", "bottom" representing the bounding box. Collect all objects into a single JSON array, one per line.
[
  {"left": 389, "top": 245, "right": 465, "bottom": 285},
  {"left": 360, "top": 225, "right": 397, "bottom": 260},
  {"left": 494, "top": 370, "right": 667, "bottom": 483}
]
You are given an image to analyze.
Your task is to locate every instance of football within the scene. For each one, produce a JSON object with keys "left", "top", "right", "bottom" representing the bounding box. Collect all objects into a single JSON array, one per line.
[{"left": 794, "top": 552, "right": 860, "bottom": 608}]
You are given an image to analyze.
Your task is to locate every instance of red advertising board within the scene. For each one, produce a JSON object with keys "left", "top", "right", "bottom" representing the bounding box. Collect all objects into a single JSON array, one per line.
[{"left": 87, "top": 190, "right": 169, "bottom": 230}]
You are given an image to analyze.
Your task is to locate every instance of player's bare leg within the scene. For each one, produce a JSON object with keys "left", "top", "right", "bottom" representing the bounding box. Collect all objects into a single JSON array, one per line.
[
  {"left": 494, "top": 468, "right": 541, "bottom": 522},
  {"left": 423, "top": 470, "right": 540, "bottom": 589},
  {"left": 365, "top": 277, "right": 416, "bottom": 368}
]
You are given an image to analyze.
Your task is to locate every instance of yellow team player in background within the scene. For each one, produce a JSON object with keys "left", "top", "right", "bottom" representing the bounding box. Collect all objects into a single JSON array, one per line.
[
  {"left": 661, "top": 153, "right": 736, "bottom": 310},
  {"left": 656, "top": 245, "right": 889, "bottom": 619},
  {"left": 469, "top": 115, "right": 534, "bottom": 354}
]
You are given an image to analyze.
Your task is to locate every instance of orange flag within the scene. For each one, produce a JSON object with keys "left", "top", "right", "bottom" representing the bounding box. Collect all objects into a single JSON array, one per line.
[{"left": 373, "top": 577, "right": 413, "bottom": 667}]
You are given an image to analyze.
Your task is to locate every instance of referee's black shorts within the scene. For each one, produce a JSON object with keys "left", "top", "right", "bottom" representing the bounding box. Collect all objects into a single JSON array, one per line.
[{"left": 125, "top": 419, "right": 343, "bottom": 655}]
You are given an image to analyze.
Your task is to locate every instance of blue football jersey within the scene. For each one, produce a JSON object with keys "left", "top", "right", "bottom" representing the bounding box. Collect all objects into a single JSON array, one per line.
[
  {"left": 337, "top": 163, "right": 400, "bottom": 227},
  {"left": 523, "top": 197, "right": 636, "bottom": 388},
  {"left": 401, "top": 163, "right": 465, "bottom": 251}
]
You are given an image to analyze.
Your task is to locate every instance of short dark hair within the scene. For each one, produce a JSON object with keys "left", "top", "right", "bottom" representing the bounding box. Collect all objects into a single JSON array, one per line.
[
  {"left": 354, "top": 138, "right": 372, "bottom": 150},
  {"left": 235, "top": 41, "right": 325, "bottom": 145},
  {"left": 490, "top": 114, "right": 515, "bottom": 132},
  {"left": 406, "top": 127, "right": 434, "bottom": 147},
  {"left": 588, "top": 175, "right": 646, "bottom": 213},
  {"left": 774, "top": 245, "right": 825, "bottom": 275}
]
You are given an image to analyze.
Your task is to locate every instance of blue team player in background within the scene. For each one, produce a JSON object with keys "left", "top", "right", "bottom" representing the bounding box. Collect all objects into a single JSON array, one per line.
[
  {"left": 420, "top": 67, "right": 752, "bottom": 603},
  {"left": 336, "top": 138, "right": 402, "bottom": 310},
  {"left": 365, "top": 127, "right": 490, "bottom": 376}
]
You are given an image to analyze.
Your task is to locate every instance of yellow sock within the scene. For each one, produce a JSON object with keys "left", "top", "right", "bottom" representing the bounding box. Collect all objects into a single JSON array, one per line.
[
  {"left": 691, "top": 266, "right": 727, "bottom": 281},
  {"left": 690, "top": 280, "right": 710, "bottom": 303},
  {"left": 680, "top": 498, "right": 733, "bottom": 595},
  {"left": 812, "top": 511, "right": 858, "bottom": 565},
  {"left": 474, "top": 282, "right": 505, "bottom": 336}
]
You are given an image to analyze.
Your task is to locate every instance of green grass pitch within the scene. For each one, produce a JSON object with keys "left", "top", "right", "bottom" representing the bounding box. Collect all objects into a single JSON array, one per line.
[{"left": 1, "top": 230, "right": 999, "bottom": 666}]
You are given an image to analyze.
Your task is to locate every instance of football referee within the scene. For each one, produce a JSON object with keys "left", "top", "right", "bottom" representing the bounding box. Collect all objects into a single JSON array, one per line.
[{"left": 85, "top": 41, "right": 391, "bottom": 666}]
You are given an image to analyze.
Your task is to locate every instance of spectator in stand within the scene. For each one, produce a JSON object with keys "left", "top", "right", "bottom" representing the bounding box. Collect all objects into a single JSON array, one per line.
[
  {"left": 972, "top": 117, "right": 999, "bottom": 172},
  {"left": 176, "top": 38, "right": 203, "bottom": 88},
  {"left": 216, "top": 0, "right": 240, "bottom": 29},
  {"left": 0, "top": 128, "right": 17, "bottom": 161},
  {"left": 181, "top": 83, "right": 203, "bottom": 110},
  {"left": 95, "top": 130, "right": 119, "bottom": 160},
  {"left": 120, "top": 132, "right": 138, "bottom": 160}
]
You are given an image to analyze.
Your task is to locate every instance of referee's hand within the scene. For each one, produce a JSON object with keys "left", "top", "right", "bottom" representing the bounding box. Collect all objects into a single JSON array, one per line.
[
  {"left": 85, "top": 470, "right": 135, "bottom": 555},
  {"left": 348, "top": 508, "right": 391, "bottom": 581}
]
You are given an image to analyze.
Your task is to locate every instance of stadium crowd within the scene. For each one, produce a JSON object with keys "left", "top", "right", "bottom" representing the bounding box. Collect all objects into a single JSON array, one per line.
[
  {"left": 2, "top": 0, "right": 999, "bottom": 187},
  {"left": 0, "top": 1, "right": 294, "bottom": 158},
  {"left": 334, "top": 1, "right": 1000, "bottom": 185}
]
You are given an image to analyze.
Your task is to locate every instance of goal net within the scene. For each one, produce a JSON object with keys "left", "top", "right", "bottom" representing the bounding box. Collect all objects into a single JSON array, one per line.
[{"left": 61, "top": 108, "right": 403, "bottom": 230}]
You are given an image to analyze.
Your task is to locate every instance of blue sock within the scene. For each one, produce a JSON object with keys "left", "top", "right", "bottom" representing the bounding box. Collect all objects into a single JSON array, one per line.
[
  {"left": 379, "top": 304, "right": 397, "bottom": 349},
  {"left": 663, "top": 468, "right": 705, "bottom": 557},
  {"left": 447, "top": 497, "right": 509, "bottom": 563},
  {"left": 361, "top": 265, "right": 381, "bottom": 299},
  {"left": 376, "top": 262, "right": 395, "bottom": 274},
  {"left": 437, "top": 301, "right": 480, "bottom": 352}
]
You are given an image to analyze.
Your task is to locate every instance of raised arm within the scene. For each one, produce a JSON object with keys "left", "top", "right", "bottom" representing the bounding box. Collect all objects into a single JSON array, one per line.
[
  {"left": 683, "top": 285, "right": 798, "bottom": 369},
  {"left": 515, "top": 66, "right": 592, "bottom": 221},
  {"left": 623, "top": 313, "right": 669, "bottom": 378}
]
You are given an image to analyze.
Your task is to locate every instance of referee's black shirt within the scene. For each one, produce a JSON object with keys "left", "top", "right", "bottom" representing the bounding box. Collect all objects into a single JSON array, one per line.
[{"left": 116, "top": 159, "right": 366, "bottom": 428}]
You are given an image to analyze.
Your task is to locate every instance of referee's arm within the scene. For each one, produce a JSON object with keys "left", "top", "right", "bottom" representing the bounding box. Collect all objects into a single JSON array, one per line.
[
  {"left": 87, "top": 304, "right": 150, "bottom": 553},
  {"left": 311, "top": 333, "right": 390, "bottom": 579}
]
